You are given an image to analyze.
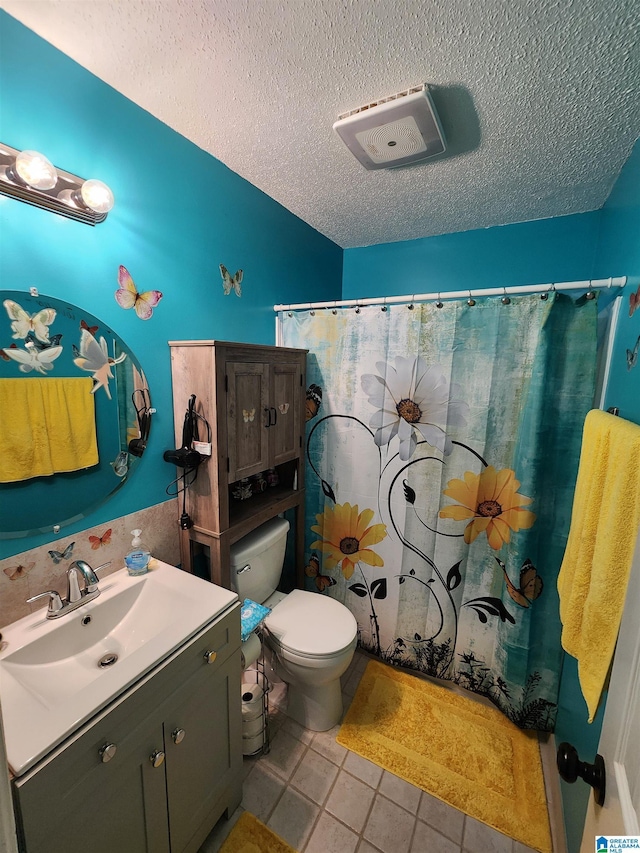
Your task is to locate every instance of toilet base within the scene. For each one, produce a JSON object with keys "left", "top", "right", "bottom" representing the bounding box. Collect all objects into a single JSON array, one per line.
[{"left": 286, "top": 678, "right": 344, "bottom": 732}]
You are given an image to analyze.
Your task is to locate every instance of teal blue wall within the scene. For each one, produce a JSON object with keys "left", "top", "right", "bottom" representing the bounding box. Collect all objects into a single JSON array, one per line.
[
  {"left": 342, "top": 212, "right": 601, "bottom": 297},
  {"left": 0, "top": 12, "right": 342, "bottom": 559}
]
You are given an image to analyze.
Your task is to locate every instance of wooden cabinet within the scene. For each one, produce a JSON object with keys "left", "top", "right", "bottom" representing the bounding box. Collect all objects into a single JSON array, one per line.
[
  {"left": 168, "top": 341, "right": 307, "bottom": 588},
  {"left": 13, "top": 606, "right": 242, "bottom": 853}
]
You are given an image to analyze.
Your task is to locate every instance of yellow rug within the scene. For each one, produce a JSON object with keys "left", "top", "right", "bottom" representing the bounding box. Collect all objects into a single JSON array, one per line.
[
  {"left": 219, "top": 811, "right": 297, "bottom": 853},
  {"left": 337, "top": 660, "right": 552, "bottom": 853}
]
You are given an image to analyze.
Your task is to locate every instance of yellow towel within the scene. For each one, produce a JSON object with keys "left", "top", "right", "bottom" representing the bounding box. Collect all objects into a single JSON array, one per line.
[
  {"left": 0, "top": 377, "right": 99, "bottom": 483},
  {"left": 557, "top": 409, "right": 640, "bottom": 721}
]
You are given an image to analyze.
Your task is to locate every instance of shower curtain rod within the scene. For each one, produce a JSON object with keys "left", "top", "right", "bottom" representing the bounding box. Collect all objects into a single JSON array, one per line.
[{"left": 274, "top": 276, "right": 626, "bottom": 312}]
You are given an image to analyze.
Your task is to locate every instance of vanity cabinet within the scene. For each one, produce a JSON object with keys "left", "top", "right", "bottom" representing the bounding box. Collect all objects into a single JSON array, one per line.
[
  {"left": 12, "top": 605, "right": 242, "bottom": 853},
  {"left": 169, "top": 341, "right": 307, "bottom": 588}
]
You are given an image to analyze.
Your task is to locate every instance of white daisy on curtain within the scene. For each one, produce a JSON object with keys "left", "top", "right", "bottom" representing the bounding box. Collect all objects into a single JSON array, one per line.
[{"left": 361, "top": 355, "right": 469, "bottom": 459}]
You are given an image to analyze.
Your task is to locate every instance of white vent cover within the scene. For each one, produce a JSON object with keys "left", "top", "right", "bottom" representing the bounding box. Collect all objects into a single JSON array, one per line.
[{"left": 333, "top": 86, "right": 446, "bottom": 170}]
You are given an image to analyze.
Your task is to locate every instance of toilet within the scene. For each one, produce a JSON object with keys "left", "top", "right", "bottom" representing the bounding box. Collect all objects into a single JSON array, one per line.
[{"left": 230, "top": 517, "right": 358, "bottom": 731}]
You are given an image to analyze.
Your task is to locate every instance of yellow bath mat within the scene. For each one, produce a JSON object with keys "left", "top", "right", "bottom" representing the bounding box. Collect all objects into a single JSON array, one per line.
[
  {"left": 337, "top": 660, "right": 552, "bottom": 853},
  {"left": 219, "top": 811, "right": 297, "bottom": 853}
]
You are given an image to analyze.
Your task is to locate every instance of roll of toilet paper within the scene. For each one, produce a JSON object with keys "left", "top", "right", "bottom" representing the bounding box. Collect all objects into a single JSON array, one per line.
[
  {"left": 242, "top": 731, "right": 265, "bottom": 755},
  {"left": 242, "top": 715, "right": 264, "bottom": 738},
  {"left": 241, "top": 632, "right": 261, "bottom": 670},
  {"left": 241, "top": 681, "right": 264, "bottom": 721}
]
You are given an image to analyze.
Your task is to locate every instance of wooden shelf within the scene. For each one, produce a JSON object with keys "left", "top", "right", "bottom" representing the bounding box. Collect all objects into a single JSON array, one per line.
[{"left": 169, "top": 341, "right": 307, "bottom": 590}]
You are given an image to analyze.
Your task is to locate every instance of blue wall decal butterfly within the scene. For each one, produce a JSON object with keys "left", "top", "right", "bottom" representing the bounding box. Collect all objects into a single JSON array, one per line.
[
  {"left": 48, "top": 541, "right": 75, "bottom": 564},
  {"left": 220, "top": 264, "right": 243, "bottom": 297}
]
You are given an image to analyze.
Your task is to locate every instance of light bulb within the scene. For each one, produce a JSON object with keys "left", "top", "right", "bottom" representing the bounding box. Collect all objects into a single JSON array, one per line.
[
  {"left": 79, "top": 179, "right": 114, "bottom": 213},
  {"left": 14, "top": 150, "right": 57, "bottom": 190}
]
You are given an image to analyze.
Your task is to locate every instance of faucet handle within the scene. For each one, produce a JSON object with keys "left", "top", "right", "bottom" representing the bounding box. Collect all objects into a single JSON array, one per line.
[{"left": 27, "top": 590, "right": 64, "bottom": 615}]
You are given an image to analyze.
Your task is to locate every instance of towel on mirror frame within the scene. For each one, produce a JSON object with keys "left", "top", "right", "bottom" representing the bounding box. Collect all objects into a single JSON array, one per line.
[
  {"left": 557, "top": 408, "right": 640, "bottom": 722},
  {"left": 0, "top": 377, "right": 99, "bottom": 483}
]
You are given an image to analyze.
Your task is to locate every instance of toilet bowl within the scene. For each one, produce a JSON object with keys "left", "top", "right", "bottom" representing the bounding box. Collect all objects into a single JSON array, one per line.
[{"left": 230, "top": 518, "right": 358, "bottom": 731}]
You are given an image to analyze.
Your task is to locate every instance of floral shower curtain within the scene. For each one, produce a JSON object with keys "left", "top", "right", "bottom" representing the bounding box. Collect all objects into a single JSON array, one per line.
[{"left": 281, "top": 292, "right": 598, "bottom": 731}]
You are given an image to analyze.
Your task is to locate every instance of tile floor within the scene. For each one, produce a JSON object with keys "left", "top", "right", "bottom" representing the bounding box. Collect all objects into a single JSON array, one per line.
[{"left": 199, "top": 650, "right": 555, "bottom": 853}]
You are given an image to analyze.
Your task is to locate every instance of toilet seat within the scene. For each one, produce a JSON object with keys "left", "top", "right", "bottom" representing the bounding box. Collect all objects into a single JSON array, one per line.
[{"left": 264, "top": 589, "right": 357, "bottom": 658}]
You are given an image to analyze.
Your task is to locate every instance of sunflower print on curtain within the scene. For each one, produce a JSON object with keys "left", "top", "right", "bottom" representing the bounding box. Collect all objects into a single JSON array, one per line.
[{"left": 282, "top": 293, "right": 597, "bottom": 731}]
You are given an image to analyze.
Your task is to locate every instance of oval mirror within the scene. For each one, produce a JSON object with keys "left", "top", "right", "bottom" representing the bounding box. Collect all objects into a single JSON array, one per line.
[{"left": 0, "top": 290, "right": 152, "bottom": 539}]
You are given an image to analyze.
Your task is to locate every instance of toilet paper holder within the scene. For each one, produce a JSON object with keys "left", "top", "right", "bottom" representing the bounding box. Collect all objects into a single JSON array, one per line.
[{"left": 241, "top": 632, "right": 271, "bottom": 757}]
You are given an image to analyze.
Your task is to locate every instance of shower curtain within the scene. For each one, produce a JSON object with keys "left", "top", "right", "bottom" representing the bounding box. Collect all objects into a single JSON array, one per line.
[{"left": 281, "top": 292, "right": 597, "bottom": 731}]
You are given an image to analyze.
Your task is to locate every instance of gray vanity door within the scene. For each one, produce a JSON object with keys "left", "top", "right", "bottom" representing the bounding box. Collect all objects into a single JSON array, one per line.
[
  {"left": 163, "top": 649, "right": 243, "bottom": 853},
  {"left": 14, "top": 712, "right": 170, "bottom": 853}
]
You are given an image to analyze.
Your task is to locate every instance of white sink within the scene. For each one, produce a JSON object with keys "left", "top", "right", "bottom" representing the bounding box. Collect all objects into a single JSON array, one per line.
[{"left": 0, "top": 560, "right": 238, "bottom": 776}]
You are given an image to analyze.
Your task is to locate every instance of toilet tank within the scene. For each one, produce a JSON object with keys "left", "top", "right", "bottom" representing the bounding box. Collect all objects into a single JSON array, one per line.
[{"left": 229, "top": 517, "right": 290, "bottom": 604}]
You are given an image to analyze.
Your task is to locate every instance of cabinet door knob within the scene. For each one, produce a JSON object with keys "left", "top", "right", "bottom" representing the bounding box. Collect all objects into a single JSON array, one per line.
[
  {"left": 150, "top": 749, "right": 165, "bottom": 768},
  {"left": 99, "top": 743, "right": 117, "bottom": 763},
  {"left": 203, "top": 649, "right": 217, "bottom": 664},
  {"left": 172, "top": 728, "right": 186, "bottom": 745}
]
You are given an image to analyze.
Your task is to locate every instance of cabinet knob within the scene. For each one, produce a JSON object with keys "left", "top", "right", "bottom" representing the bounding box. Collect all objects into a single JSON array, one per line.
[
  {"left": 203, "top": 650, "right": 217, "bottom": 664},
  {"left": 150, "top": 749, "right": 165, "bottom": 768},
  {"left": 99, "top": 743, "right": 117, "bottom": 763},
  {"left": 172, "top": 728, "right": 186, "bottom": 745}
]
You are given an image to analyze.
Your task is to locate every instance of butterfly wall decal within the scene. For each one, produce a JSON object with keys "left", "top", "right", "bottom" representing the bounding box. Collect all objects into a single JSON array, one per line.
[
  {"left": 3, "top": 299, "right": 56, "bottom": 343},
  {"left": 0, "top": 342, "right": 63, "bottom": 374},
  {"left": 3, "top": 561, "right": 35, "bottom": 581},
  {"left": 24, "top": 331, "right": 63, "bottom": 351},
  {"left": 73, "top": 328, "right": 127, "bottom": 399},
  {"left": 304, "top": 553, "right": 336, "bottom": 592},
  {"left": 495, "top": 557, "right": 543, "bottom": 608},
  {"left": 220, "top": 264, "right": 243, "bottom": 297},
  {"left": 629, "top": 284, "right": 640, "bottom": 317},
  {"left": 89, "top": 528, "right": 112, "bottom": 550},
  {"left": 242, "top": 408, "right": 255, "bottom": 423},
  {"left": 627, "top": 335, "right": 640, "bottom": 371},
  {"left": 80, "top": 319, "right": 99, "bottom": 336},
  {"left": 48, "top": 541, "right": 75, "bottom": 564},
  {"left": 115, "top": 265, "right": 163, "bottom": 320},
  {"left": 305, "top": 384, "right": 322, "bottom": 422}
]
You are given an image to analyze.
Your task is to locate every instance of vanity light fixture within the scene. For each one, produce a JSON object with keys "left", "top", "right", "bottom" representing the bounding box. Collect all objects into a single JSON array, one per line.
[{"left": 0, "top": 141, "right": 114, "bottom": 225}]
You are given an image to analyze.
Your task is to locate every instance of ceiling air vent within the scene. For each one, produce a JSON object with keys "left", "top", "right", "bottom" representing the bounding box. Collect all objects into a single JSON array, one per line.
[{"left": 333, "top": 85, "right": 446, "bottom": 170}]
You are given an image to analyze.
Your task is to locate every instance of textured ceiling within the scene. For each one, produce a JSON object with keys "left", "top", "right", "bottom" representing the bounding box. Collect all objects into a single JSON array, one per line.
[{"left": 2, "top": 0, "right": 639, "bottom": 248}]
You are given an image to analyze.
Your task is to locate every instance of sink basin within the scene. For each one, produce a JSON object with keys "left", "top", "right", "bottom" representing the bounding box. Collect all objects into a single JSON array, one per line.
[{"left": 0, "top": 560, "right": 237, "bottom": 776}]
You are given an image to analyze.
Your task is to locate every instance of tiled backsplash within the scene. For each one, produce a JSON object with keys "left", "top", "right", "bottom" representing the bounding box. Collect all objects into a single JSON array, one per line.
[{"left": 0, "top": 499, "right": 180, "bottom": 629}]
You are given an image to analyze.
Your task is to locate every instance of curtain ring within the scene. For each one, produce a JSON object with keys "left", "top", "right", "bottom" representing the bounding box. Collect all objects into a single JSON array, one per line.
[
  {"left": 586, "top": 282, "right": 596, "bottom": 300},
  {"left": 332, "top": 301, "right": 338, "bottom": 315},
  {"left": 435, "top": 292, "right": 444, "bottom": 309},
  {"left": 501, "top": 287, "right": 511, "bottom": 305},
  {"left": 355, "top": 303, "right": 361, "bottom": 314},
  {"left": 467, "top": 290, "right": 476, "bottom": 307},
  {"left": 408, "top": 294, "right": 415, "bottom": 310},
  {"left": 381, "top": 297, "right": 388, "bottom": 312},
  {"left": 287, "top": 311, "right": 293, "bottom": 317},
  {"left": 541, "top": 283, "right": 555, "bottom": 301}
]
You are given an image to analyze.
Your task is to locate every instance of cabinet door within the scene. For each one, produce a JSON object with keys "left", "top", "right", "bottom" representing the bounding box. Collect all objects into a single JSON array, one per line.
[
  {"left": 164, "top": 650, "right": 242, "bottom": 853},
  {"left": 14, "top": 718, "right": 169, "bottom": 853},
  {"left": 227, "top": 361, "right": 270, "bottom": 481},
  {"left": 271, "top": 360, "right": 303, "bottom": 467}
]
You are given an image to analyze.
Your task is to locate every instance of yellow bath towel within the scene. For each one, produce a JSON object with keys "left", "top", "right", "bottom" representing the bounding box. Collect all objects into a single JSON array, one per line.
[
  {"left": 0, "top": 377, "right": 99, "bottom": 483},
  {"left": 557, "top": 409, "right": 640, "bottom": 721}
]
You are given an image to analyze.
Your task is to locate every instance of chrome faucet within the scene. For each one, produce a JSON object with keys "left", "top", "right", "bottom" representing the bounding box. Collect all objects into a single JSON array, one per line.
[{"left": 27, "top": 560, "right": 110, "bottom": 619}]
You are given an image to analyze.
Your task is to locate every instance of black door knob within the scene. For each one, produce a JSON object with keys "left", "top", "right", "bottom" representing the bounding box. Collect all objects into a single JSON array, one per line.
[{"left": 557, "top": 742, "right": 606, "bottom": 806}]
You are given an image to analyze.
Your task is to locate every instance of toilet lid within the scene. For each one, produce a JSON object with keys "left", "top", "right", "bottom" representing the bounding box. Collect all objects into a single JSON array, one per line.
[{"left": 264, "top": 589, "right": 357, "bottom": 657}]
